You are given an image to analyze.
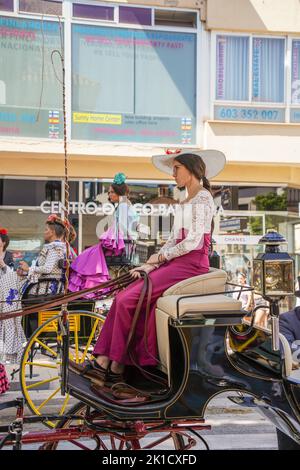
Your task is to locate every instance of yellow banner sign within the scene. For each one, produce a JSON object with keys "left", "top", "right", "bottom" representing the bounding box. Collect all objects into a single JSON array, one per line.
[{"left": 73, "top": 112, "right": 122, "bottom": 125}]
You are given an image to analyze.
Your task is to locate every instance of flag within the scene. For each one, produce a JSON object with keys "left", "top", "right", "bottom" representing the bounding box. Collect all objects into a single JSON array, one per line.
[
  {"left": 181, "top": 117, "right": 192, "bottom": 130},
  {"left": 181, "top": 131, "right": 191, "bottom": 138},
  {"left": 181, "top": 117, "right": 192, "bottom": 125},
  {"left": 49, "top": 131, "right": 59, "bottom": 139},
  {"left": 49, "top": 110, "right": 60, "bottom": 124},
  {"left": 49, "top": 110, "right": 60, "bottom": 118},
  {"left": 49, "top": 124, "right": 60, "bottom": 132}
]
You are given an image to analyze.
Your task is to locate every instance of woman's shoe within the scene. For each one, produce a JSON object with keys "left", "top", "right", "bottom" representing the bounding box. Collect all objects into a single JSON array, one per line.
[
  {"left": 68, "top": 359, "right": 107, "bottom": 386},
  {"left": 90, "top": 382, "right": 149, "bottom": 404},
  {"left": 105, "top": 366, "right": 124, "bottom": 386}
]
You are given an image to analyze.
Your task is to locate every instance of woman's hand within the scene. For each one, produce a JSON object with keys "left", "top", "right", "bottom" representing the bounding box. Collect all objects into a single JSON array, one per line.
[
  {"left": 129, "top": 264, "right": 156, "bottom": 279},
  {"left": 19, "top": 261, "right": 29, "bottom": 272}
]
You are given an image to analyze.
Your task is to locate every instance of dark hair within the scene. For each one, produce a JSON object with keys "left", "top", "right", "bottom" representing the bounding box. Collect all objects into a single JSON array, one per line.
[
  {"left": 67, "top": 225, "right": 77, "bottom": 244},
  {"left": 110, "top": 183, "right": 129, "bottom": 197},
  {"left": 174, "top": 153, "right": 212, "bottom": 194},
  {"left": 174, "top": 153, "right": 214, "bottom": 250},
  {"left": 0, "top": 233, "right": 9, "bottom": 250},
  {"left": 46, "top": 219, "right": 66, "bottom": 239}
]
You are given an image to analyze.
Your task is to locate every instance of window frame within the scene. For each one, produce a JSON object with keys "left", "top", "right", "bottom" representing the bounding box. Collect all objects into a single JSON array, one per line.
[
  {"left": 213, "top": 31, "right": 287, "bottom": 107},
  {"left": 0, "top": 1, "right": 201, "bottom": 148}
]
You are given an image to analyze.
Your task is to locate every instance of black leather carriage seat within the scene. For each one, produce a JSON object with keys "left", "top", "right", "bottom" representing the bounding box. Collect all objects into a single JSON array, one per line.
[
  {"left": 243, "top": 318, "right": 300, "bottom": 384},
  {"left": 155, "top": 267, "right": 242, "bottom": 381}
]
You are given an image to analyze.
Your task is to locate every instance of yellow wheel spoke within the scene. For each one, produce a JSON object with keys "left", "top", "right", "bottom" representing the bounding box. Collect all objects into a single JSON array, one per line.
[
  {"left": 26, "top": 376, "right": 60, "bottom": 390},
  {"left": 80, "top": 319, "right": 100, "bottom": 363},
  {"left": 25, "top": 362, "right": 58, "bottom": 369},
  {"left": 74, "top": 323, "right": 79, "bottom": 363},
  {"left": 37, "top": 387, "right": 61, "bottom": 412},
  {"left": 59, "top": 393, "right": 70, "bottom": 415},
  {"left": 35, "top": 338, "right": 58, "bottom": 358}
]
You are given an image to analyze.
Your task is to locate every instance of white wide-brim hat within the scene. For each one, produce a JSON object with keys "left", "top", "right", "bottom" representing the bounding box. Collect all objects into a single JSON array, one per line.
[{"left": 152, "top": 149, "right": 226, "bottom": 179}]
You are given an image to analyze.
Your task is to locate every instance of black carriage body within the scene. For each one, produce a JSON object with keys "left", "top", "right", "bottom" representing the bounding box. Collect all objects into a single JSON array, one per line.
[{"left": 67, "top": 308, "right": 300, "bottom": 444}]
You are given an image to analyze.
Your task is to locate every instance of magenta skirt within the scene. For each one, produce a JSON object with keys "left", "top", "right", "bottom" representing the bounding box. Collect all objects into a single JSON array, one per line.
[
  {"left": 68, "top": 229, "right": 126, "bottom": 298},
  {"left": 0, "top": 363, "right": 9, "bottom": 394},
  {"left": 93, "top": 234, "right": 211, "bottom": 366}
]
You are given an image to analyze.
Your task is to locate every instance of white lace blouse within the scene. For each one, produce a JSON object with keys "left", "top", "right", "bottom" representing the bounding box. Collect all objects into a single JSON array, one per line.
[{"left": 158, "top": 189, "right": 215, "bottom": 261}]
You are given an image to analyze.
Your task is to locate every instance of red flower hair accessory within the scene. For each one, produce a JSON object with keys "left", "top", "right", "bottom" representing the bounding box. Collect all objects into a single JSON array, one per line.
[
  {"left": 165, "top": 148, "right": 182, "bottom": 155},
  {"left": 47, "top": 214, "right": 58, "bottom": 223},
  {"left": 47, "top": 214, "right": 70, "bottom": 228},
  {"left": 0, "top": 228, "right": 8, "bottom": 235}
]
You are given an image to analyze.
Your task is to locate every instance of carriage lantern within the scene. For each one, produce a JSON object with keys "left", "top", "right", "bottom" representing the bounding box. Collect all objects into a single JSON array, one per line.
[{"left": 252, "top": 230, "right": 294, "bottom": 351}]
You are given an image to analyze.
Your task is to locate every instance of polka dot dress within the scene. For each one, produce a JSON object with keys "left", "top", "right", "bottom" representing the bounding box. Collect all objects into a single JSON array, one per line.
[{"left": 0, "top": 242, "right": 65, "bottom": 364}]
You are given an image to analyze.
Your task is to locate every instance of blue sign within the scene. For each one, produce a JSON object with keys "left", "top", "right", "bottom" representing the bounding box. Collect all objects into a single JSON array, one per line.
[
  {"left": 290, "top": 108, "right": 300, "bottom": 122},
  {"left": 214, "top": 105, "right": 285, "bottom": 122}
]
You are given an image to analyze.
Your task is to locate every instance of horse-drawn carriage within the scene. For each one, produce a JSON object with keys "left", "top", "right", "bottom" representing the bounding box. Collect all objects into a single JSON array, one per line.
[{"left": 1, "top": 239, "right": 300, "bottom": 450}]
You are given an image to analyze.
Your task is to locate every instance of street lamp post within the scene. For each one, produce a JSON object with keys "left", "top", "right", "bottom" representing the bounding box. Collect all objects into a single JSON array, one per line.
[{"left": 252, "top": 230, "right": 294, "bottom": 351}]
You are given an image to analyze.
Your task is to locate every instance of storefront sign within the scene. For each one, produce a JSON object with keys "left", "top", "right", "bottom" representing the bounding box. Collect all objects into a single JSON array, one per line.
[
  {"left": 72, "top": 24, "right": 196, "bottom": 144},
  {"left": 219, "top": 218, "right": 247, "bottom": 231},
  {"left": 40, "top": 201, "right": 177, "bottom": 216},
  {"left": 292, "top": 40, "right": 300, "bottom": 104},
  {"left": 290, "top": 108, "right": 300, "bottom": 122},
  {"left": 0, "top": 16, "right": 63, "bottom": 138},
  {"left": 252, "top": 38, "right": 261, "bottom": 101},
  {"left": 214, "top": 105, "right": 284, "bottom": 122},
  {"left": 214, "top": 235, "right": 261, "bottom": 245}
]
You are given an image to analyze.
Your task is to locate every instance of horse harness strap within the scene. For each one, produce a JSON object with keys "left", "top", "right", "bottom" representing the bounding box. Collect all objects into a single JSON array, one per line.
[
  {"left": 124, "top": 272, "right": 149, "bottom": 357},
  {"left": 0, "top": 272, "right": 133, "bottom": 321}
]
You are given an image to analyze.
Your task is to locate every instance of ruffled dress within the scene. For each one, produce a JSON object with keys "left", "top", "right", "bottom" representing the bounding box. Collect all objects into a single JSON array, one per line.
[{"left": 69, "top": 201, "right": 139, "bottom": 298}]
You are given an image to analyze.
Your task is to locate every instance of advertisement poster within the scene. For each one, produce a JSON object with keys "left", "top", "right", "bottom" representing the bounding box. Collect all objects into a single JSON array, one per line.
[
  {"left": 0, "top": 16, "right": 63, "bottom": 138},
  {"left": 72, "top": 25, "right": 196, "bottom": 144}
]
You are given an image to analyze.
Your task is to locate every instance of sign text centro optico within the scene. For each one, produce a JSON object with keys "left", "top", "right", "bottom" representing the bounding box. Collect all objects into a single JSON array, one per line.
[{"left": 40, "top": 201, "right": 176, "bottom": 216}]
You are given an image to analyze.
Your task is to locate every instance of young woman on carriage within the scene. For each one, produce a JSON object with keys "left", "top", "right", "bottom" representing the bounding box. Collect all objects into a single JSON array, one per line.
[
  {"left": 70, "top": 149, "right": 226, "bottom": 401},
  {"left": 0, "top": 215, "right": 73, "bottom": 362},
  {"left": 68, "top": 172, "right": 139, "bottom": 298}
]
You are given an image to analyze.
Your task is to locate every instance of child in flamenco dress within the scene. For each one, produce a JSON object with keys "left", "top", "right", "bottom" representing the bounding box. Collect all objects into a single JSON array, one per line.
[{"left": 68, "top": 173, "right": 139, "bottom": 297}]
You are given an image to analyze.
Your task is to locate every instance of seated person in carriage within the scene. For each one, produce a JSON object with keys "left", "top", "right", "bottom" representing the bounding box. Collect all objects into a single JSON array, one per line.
[
  {"left": 0, "top": 215, "right": 73, "bottom": 362},
  {"left": 70, "top": 149, "right": 226, "bottom": 400},
  {"left": 0, "top": 228, "right": 14, "bottom": 271},
  {"left": 68, "top": 172, "right": 139, "bottom": 297}
]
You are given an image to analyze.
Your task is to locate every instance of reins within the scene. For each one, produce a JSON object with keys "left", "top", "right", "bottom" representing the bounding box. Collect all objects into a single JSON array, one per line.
[{"left": 0, "top": 272, "right": 133, "bottom": 321}]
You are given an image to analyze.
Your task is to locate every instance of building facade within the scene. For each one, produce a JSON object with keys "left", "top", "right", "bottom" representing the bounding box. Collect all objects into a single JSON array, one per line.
[{"left": 1, "top": 0, "right": 300, "bottom": 279}]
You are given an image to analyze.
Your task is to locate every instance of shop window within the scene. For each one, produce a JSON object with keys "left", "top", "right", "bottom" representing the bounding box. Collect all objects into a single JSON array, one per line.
[
  {"left": 0, "top": 16, "right": 63, "bottom": 139},
  {"left": 0, "top": 179, "right": 61, "bottom": 206},
  {"left": 216, "top": 35, "right": 285, "bottom": 103},
  {"left": 119, "top": 6, "right": 152, "bottom": 26},
  {"left": 154, "top": 9, "right": 197, "bottom": 28},
  {"left": 252, "top": 37, "right": 285, "bottom": 103},
  {"left": 19, "top": 0, "right": 62, "bottom": 15},
  {"left": 45, "top": 181, "right": 61, "bottom": 202},
  {"left": 73, "top": 3, "right": 114, "bottom": 21},
  {"left": 72, "top": 24, "right": 196, "bottom": 145},
  {"left": 0, "top": 0, "right": 13, "bottom": 12},
  {"left": 216, "top": 35, "right": 249, "bottom": 101}
]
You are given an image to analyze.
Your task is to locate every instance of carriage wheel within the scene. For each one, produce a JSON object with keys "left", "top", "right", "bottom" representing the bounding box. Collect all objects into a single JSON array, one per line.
[
  {"left": 20, "top": 311, "right": 104, "bottom": 428},
  {"left": 40, "top": 403, "right": 187, "bottom": 451}
]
